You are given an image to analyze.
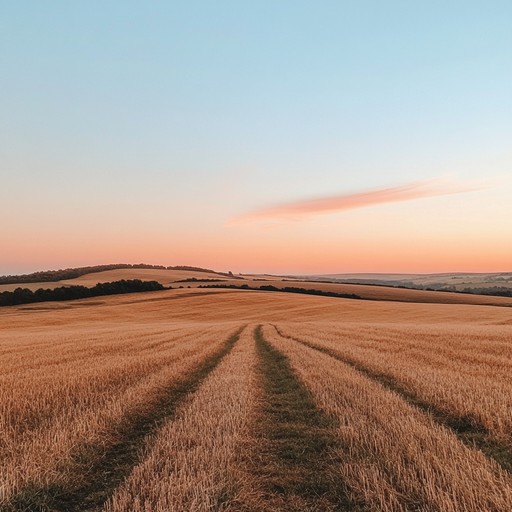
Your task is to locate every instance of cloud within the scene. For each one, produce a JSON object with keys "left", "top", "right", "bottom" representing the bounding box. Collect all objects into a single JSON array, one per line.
[{"left": 231, "top": 178, "right": 481, "bottom": 223}]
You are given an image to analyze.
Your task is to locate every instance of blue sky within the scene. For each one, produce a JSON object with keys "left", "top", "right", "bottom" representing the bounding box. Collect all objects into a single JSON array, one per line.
[{"left": 1, "top": 1, "right": 511, "bottom": 274}]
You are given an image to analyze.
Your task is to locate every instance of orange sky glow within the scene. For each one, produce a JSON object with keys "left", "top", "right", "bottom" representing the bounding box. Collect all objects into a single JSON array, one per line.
[{"left": 1, "top": 4, "right": 511, "bottom": 277}]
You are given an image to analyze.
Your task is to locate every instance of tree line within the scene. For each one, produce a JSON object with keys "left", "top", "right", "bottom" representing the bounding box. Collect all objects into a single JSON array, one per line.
[
  {"left": 0, "top": 280, "right": 165, "bottom": 307},
  {"left": 458, "top": 287, "right": 512, "bottom": 298},
  {"left": 198, "top": 284, "right": 362, "bottom": 300}
]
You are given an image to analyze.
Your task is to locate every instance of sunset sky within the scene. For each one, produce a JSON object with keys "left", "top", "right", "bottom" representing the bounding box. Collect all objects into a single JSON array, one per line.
[{"left": 1, "top": 1, "right": 511, "bottom": 275}]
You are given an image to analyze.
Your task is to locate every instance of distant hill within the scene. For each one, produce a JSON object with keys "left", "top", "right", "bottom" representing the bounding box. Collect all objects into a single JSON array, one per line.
[
  {"left": 0, "top": 266, "right": 240, "bottom": 293},
  {"left": 1, "top": 265, "right": 512, "bottom": 307},
  {"left": 0, "top": 263, "right": 228, "bottom": 286},
  {"left": 305, "top": 272, "right": 512, "bottom": 296}
]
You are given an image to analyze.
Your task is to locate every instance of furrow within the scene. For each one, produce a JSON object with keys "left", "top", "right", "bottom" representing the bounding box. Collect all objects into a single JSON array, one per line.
[
  {"left": 248, "top": 325, "right": 353, "bottom": 511},
  {"left": 105, "top": 324, "right": 257, "bottom": 511},
  {"left": 4, "top": 325, "right": 245, "bottom": 512},
  {"left": 266, "top": 324, "right": 512, "bottom": 511},
  {"left": 272, "top": 324, "right": 512, "bottom": 474}
]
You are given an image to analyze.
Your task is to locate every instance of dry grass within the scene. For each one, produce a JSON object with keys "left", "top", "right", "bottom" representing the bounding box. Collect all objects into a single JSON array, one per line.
[
  {"left": 263, "top": 325, "right": 512, "bottom": 511},
  {"left": 242, "top": 326, "right": 350, "bottom": 511},
  {"left": 1, "top": 287, "right": 512, "bottom": 510},
  {"left": 105, "top": 325, "right": 257, "bottom": 512},
  {"left": 0, "top": 321, "right": 238, "bottom": 508},
  {"left": 274, "top": 321, "right": 512, "bottom": 448},
  {"left": 248, "top": 279, "right": 512, "bottom": 306}
]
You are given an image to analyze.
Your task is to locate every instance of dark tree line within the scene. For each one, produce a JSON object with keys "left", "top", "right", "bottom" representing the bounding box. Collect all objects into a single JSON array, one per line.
[
  {"left": 459, "top": 287, "right": 512, "bottom": 298},
  {"left": 0, "top": 280, "right": 165, "bottom": 307},
  {"left": 261, "top": 285, "right": 361, "bottom": 299},
  {"left": 198, "top": 284, "right": 362, "bottom": 300}
]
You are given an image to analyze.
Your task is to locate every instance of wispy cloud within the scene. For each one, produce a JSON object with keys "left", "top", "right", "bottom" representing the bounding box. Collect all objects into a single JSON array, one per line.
[{"left": 231, "top": 178, "right": 481, "bottom": 223}]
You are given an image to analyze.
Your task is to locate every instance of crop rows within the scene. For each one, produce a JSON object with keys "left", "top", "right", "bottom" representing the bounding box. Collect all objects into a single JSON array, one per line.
[
  {"left": 0, "top": 323, "right": 242, "bottom": 509},
  {"left": 106, "top": 325, "right": 256, "bottom": 511},
  {"left": 2, "top": 317, "right": 512, "bottom": 511},
  {"left": 273, "top": 321, "right": 512, "bottom": 465},
  {"left": 264, "top": 324, "right": 512, "bottom": 511}
]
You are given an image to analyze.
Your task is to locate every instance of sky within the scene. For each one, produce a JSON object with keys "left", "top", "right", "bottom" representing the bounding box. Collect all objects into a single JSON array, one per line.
[{"left": 1, "top": 1, "right": 511, "bottom": 275}]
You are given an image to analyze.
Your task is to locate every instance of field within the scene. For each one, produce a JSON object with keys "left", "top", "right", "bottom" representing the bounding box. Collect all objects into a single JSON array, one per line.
[
  {"left": 1, "top": 287, "right": 512, "bottom": 511},
  {"left": 3, "top": 268, "right": 512, "bottom": 308},
  {"left": 315, "top": 272, "right": 512, "bottom": 292},
  {"left": 0, "top": 269, "right": 227, "bottom": 292}
]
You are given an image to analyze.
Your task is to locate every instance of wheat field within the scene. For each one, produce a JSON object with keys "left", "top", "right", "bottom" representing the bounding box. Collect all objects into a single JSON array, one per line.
[{"left": 1, "top": 287, "right": 512, "bottom": 511}]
